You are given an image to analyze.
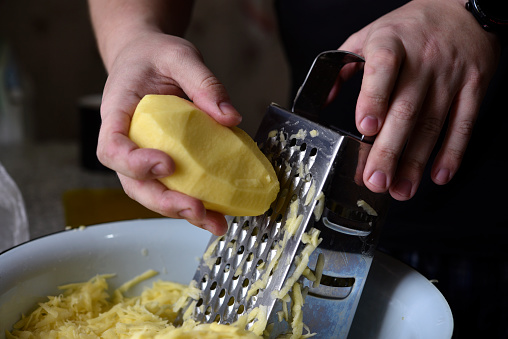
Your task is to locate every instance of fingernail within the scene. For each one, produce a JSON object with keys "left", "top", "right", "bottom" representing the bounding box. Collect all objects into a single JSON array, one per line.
[
  {"left": 178, "top": 209, "right": 195, "bottom": 220},
  {"left": 151, "top": 163, "right": 170, "bottom": 177},
  {"left": 435, "top": 168, "right": 451, "bottom": 184},
  {"left": 360, "top": 116, "right": 379, "bottom": 135},
  {"left": 219, "top": 102, "right": 242, "bottom": 121},
  {"left": 393, "top": 178, "right": 413, "bottom": 198},
  {"left": 368, "top": 170, "right": 387, "bottom": 189}
]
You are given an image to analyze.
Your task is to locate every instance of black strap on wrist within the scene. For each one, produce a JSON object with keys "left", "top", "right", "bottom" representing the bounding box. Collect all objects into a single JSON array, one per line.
[
  {"left": 465, "top": 0, "right": 508, "bottom": 34},
  {"left": 466, "top": 0, "right": 508, "bottom": 46}
]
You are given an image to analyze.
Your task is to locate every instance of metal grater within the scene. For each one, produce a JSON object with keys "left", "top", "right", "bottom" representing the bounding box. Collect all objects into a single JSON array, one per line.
[{"left": 178, "top": 51, "right": 391, "bottom": 338}]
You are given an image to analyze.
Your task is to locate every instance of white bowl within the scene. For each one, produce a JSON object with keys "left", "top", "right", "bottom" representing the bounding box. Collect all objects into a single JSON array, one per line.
[{"left": 0, "top": 219, "right": 453, "bottom": 338}]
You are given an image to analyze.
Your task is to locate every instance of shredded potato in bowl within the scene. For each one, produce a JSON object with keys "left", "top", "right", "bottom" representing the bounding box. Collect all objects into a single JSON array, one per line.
[
  {"left": 6, "top": 272, "right": 263, "bottom": 339},
  {"left": 6, "top": 225, "right": 323, "bottom": 339}
]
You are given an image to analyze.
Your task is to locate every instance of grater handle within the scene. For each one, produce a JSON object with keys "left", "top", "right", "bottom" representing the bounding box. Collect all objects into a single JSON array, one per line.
[{"left": 292, "top": 50, "right": 364, "bottom": 121}]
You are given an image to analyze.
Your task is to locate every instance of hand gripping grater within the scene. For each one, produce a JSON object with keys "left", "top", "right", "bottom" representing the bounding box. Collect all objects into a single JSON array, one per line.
[{"left": 178, "top": 50, "right": 391, "bottom": 338}]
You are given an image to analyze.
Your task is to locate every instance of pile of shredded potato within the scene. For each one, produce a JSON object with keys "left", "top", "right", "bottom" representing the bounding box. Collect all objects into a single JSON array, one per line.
[
  {"left": 7, "top": 229, "right": 321, "bottom": 339},
  {"left": 7, "top": 271, "right": 263, "bottom": 339},
  {"left": 7, "top": 221, "right": 322, "bottom": 339}
]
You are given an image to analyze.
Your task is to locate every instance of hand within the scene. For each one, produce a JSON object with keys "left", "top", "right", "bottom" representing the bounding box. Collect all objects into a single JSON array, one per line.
[
  {"left": 97, "top": 31, "right": 241, "bottom": 235},
  {"left": 339, "top": 0, "right": 501, "bottom": 201}
]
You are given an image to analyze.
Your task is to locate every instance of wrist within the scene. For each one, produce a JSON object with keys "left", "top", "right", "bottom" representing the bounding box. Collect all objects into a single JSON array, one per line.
[
  {"left": 89, "top": 0, "right": 193, "bottom": 72},
  {"left": 464, "top": 0, "right": 508, "bottom": 44},
  {"left": 98, "top": 23, "right": 161, "bottom": 72},
  {"left": 443, "top": 0, "right": 503, "bottom": 50}
]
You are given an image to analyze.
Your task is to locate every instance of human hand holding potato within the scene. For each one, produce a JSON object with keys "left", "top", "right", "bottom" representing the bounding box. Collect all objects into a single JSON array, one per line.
[{"left": 89, "top": 1, "right": 242, "bottom": 235}]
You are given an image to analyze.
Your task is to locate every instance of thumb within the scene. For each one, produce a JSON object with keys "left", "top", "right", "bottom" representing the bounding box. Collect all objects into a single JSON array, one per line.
[
  {"left": 170, "top": 49, "right": 242, "bottom": 127},
  {"left": 189, "top": 76, "right": 243, "bottom": 127}
]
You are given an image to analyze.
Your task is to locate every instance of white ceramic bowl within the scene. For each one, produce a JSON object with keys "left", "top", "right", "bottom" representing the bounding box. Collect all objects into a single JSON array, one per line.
[{"left": 0, "top": 219, "right": 453, "bottom": 338}]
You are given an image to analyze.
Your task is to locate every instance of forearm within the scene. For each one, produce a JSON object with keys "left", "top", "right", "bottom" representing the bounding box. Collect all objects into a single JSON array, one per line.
[{"left": 88, "top": 0, "right": 194, "bottom": 71}]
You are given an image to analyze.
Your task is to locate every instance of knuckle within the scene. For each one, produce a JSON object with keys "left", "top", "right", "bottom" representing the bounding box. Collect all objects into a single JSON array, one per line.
[
  {"left": 390, "top": 99, "right": 418, "bottom": 121},
  {"left": 199, "top": 74, "right": 224, "bottom": 91},
  {"left": 419, "top": 116, "right": 442, "bottom": 138},
  {"left": 420, "top": 38, "right": 441, "bottom": 63},
  {"left": 362, "top": 91, "right": 390, "bottom": 109},
  {"left": 445, "top": 146, "right": 465, "bottom": 163},
  {"left": 376, "top": 145, "right": 399, "bottom": 163},
  {"left": 453, "top": 119, "right": 475, "bottom": 138},
  {"left": 97, "top": 136, "right": 121, "bottom": 165},
  {"left": 365, "top": 47, "right": 401, "bottom": 74},
  {"left": 123, "top": 186, "right": 136, "bottom": 201},
  {"left": 372, "top": 47, "right": 400, "bottom": 66},
  {"left": 466, "top": 68, "right": 484, "bottom": 90},
  {"left": 170, "top": 42, "right": 201, "bottom": 61},
  {"left": 96, "top": 142, "right": 113, "bottom": 165},
  {"left": 402, "top": 156, "right": 426, "bottom": 175}
]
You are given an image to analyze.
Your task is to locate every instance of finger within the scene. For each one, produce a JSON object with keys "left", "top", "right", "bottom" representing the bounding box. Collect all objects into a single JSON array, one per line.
[
  {"left": 355, "top": 32, "right": 405, "bottom": 136},
  {"left": 431, "top": 77, "right": 483, "bottom": 185},
  {"left": 199, "top": 210, "right": 229, "bottom": 236},
  {"left": 118, "top": 174, "right": 227, "bottom": 235},
  {"left": 326, "top": 60, "right": 364, "bottom": 106},
  {"left": 389, "top": 82, "right": 453, "bottom": 200},
  {"left": 97, "top": 87, "right": 175, "bottom": 180},
  {"left": 332, "top": 27, "right": 369, "bottom": 105},
  {"left": 363, "top": 64, "right": 430, "bottom": 194}
]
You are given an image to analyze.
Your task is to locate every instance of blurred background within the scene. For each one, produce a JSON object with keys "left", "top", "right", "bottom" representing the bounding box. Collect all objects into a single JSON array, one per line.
[
  {"left": 2, "top": 2, "right": 507, "bottom": 337},
  {"left": 0, "top": 0, "right": 290, "bottom": 240}
]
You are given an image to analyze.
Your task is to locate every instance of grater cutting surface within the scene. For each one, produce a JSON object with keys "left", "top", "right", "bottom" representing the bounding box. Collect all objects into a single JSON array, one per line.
[
  {"left": 179, "top": 104, "right": 345, "bottom": 327},
  {"left": 177, "top": 51, "right": 390, "bottom": 338}
]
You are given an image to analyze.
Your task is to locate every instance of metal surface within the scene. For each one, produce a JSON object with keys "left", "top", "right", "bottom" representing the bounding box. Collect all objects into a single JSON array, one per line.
[
  {"left": 180, "top": 51, "right": 391, "bottom": 338},
  {"left": 181, "top": 105, "right": 346, "bottom": 328}
]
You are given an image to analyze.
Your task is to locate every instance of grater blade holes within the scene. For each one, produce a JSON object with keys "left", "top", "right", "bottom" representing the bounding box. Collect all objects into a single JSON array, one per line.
[
  {"left": 201, "top": 274, "right": 208, "bottom": 284},
  {"left": 310, "top": 147, "right": 318, "bottom": 157},
  {"left": 241, "top": 220, "right": 250, "bottom": 230},
  {"left": 320, "top": 275, "right": 355, "bottom": 288},
  {"left": 196, "top": 298, "right": 204, "bottom": 307},
  {"left": 251, "top": 226, "right": 259, "bottom": 236}
]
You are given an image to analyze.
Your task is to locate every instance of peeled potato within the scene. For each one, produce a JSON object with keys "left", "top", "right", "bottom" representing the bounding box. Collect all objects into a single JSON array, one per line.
[{"left": 129, "top": 95, "right": 279, "bottom": 216}]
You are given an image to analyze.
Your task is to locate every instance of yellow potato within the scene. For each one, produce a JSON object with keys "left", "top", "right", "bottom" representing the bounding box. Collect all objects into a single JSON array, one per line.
[{"left": 129, "top": 95, "right": 279, "bottom": 216}]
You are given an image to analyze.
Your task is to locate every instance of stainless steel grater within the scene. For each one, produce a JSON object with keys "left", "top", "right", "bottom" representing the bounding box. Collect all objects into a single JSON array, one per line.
[{"left": 178, "top": 51, "right": 391, "bottom": 338}]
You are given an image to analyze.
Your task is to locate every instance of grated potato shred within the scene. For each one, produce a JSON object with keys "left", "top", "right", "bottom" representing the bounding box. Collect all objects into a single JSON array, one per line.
[{"left": 7, "top": 272, "right": 263, "bottom": 339}]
